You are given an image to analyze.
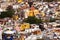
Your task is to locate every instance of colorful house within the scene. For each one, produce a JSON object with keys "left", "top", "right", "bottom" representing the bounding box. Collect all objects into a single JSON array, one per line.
[
  {"left": 20, "top": 23, "right": 30, "bottom": 31},
  {"left": 17, "top": 0, "right": 23, "bottom": 3}
]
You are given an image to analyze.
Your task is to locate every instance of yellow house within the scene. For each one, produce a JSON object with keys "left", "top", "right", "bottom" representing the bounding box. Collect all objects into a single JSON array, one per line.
[
  {"left": 28, "top": 10, "right": 34, "bottom": 16},
  {"left": 17, "top": 0, "right": 23, "bottom": 3},
  {"left": 23, "top": 23, "right": 30, "bottom": 29},
  {"left": 20, "top": 23, "right": 30, "bottom": 31},
  {"left": 28, "top": 9, "right": 40, "bottom": 16},
  {"left": 34, "top": 9, "right": 39, "bottom": 16},
  {"left": 20, "top": 24, "right": 25, "bottom": 31},
  {"left": 13, "top": 15, "right": 18, "bottom": 20}
]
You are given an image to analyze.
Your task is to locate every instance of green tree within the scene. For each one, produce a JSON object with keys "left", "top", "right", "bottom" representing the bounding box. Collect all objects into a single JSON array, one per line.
[
  {"left": 0, "top": 5, "right": 15, "bottom": 18},
  {"left": 23, "top": 16, "right": 42, "bottom": 24},
  {"left": 0, "top": 11, "right": 7, "bottom": 18}
]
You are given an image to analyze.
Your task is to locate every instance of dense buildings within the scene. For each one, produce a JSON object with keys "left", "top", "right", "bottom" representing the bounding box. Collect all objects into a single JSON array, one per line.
[{"left": 0, "top": 0, "right": 60, "bottom": 40}]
